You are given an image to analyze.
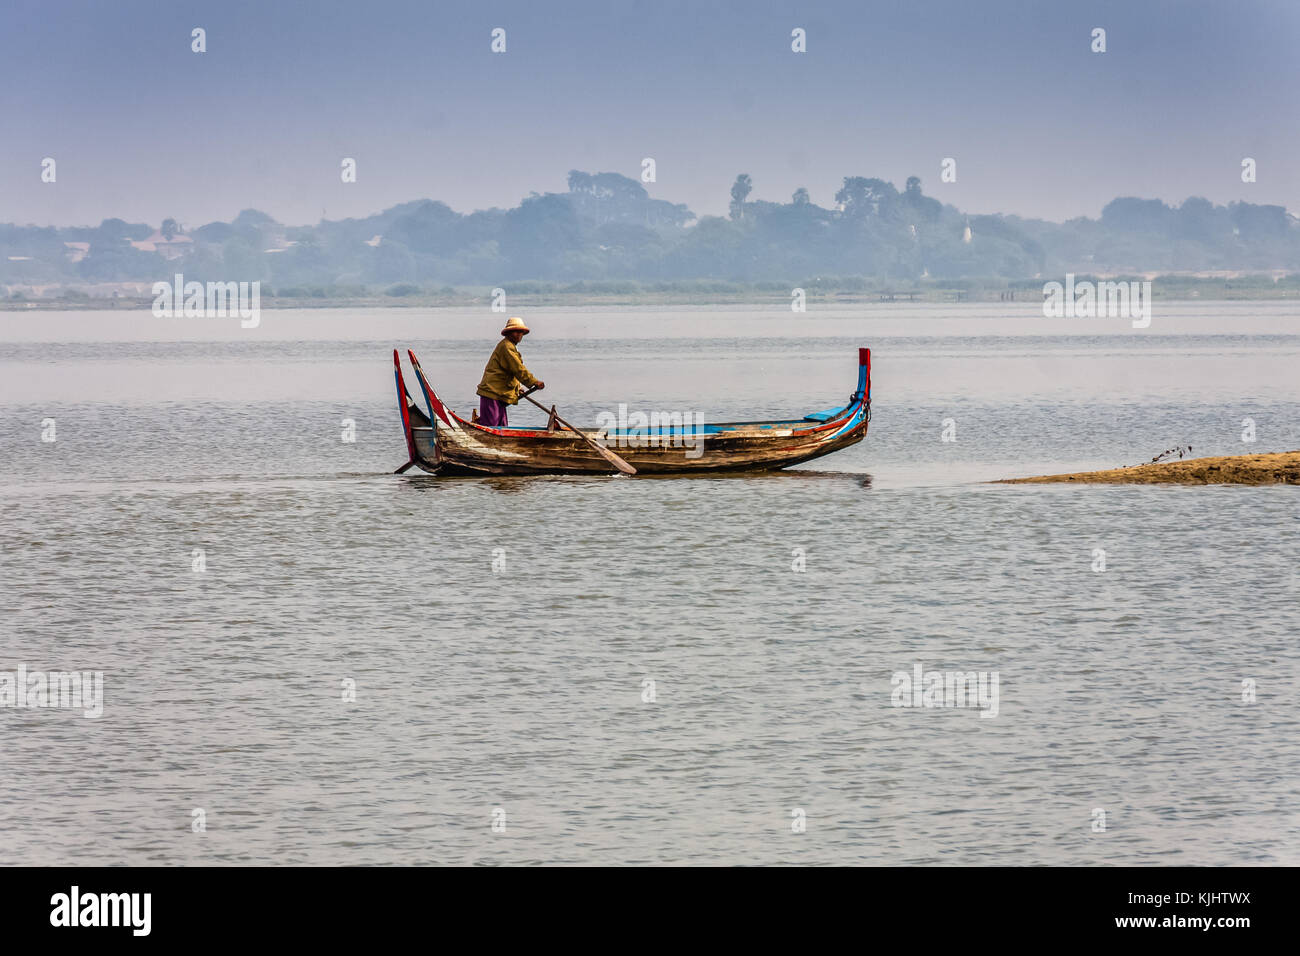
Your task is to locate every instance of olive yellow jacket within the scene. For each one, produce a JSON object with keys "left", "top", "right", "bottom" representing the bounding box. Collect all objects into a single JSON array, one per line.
[{"left": 476, "top": 338, "right": 538, "bottom": 405}]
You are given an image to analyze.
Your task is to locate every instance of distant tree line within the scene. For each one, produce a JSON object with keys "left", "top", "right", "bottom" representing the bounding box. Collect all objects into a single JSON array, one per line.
[{"left": 3, "top": 171, "right": 1297, "bottom": 292}]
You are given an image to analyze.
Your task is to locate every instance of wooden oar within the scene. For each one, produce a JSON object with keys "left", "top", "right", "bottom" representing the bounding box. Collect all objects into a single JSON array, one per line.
[{"left": 517, "top": 387, "right": 637, "bottom": 475}]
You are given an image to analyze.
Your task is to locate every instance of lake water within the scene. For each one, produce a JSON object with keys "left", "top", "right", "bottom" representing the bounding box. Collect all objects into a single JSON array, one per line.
[{"left": 2, "top": 302, "right": 1298, "bottom": 865}]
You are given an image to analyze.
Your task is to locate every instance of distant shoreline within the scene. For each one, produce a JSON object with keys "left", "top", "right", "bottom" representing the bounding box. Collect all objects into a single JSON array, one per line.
[{"left": 4, "top": 285, "right": 1300, "bottom": 312}]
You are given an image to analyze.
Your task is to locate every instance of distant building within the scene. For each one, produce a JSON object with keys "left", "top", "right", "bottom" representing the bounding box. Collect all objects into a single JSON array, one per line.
[
  {"left": 129, "top": 230, "right": 194, "bottom": 259},
  {"left": 64, "top": 242, "right": 90, "bottom": 263}
]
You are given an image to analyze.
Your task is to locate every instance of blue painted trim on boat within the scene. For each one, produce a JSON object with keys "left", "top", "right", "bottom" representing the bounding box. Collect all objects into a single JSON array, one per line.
[
  {"left": 826, "top": 402, "right": 866, "bottom": 440},
  {"left": 407, "top": 358, "right": 437, "bottom": 425},
  {"left": 604, "top": 424, "right": 725, "bottom": 436}
]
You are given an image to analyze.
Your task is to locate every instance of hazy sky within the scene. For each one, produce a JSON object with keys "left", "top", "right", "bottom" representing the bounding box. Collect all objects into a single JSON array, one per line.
[{"left": 2, "top": 0, "right": 1296, "bottom": 228}]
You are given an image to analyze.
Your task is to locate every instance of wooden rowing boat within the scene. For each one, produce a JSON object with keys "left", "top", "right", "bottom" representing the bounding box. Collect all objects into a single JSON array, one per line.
[{"left": 393, "top": 347, "right": 871, "bottom": 476}]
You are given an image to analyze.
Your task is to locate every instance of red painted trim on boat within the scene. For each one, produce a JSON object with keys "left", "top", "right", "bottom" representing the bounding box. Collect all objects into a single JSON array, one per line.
[
  {"left": 393, "top": 349, "right": 419, "bottom": 462},
  {"left": 406, "top": 349, "right": 455, "bottom": 427}
]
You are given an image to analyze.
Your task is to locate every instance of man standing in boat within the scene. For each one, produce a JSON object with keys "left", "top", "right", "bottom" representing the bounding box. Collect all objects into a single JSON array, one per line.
[{"left": 475, "top": 316, "right": 544, "bottom": 427}]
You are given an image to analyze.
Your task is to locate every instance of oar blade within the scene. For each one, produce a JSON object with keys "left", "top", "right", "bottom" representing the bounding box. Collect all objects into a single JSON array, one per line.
[
  {"left": 594, "top": 443, "right": 637, "bottom": 475},
  {"left": 519, "top": 390, "right": 637, "bottom": 474}
]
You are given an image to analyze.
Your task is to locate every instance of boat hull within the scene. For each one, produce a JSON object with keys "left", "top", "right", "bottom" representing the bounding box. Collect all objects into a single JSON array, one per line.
[{"left": 414, "top": 422, "right": 867, "bottom": 476}]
